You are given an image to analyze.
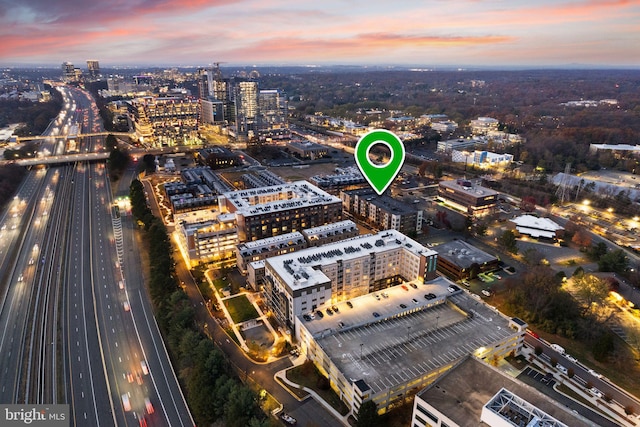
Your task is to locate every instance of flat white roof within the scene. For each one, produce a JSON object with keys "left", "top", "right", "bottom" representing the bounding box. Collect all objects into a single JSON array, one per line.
[
  {"left": 510, "top": 215, "right": 563, "bottom": 232},
  {"left": 221, "top": 180, "right": 340, "bottom": 216},
  {"left": 266, "top": 229, "right": 436, "bottom": 291},
  {"left": 302, "top": 220, "right": 358, "bottom": 239}
]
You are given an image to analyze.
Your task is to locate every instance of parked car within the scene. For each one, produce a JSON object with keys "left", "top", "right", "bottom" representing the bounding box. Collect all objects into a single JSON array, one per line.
[
  {"left": 481, "top": 289, "right": 492, "bottom": 297},
  {"left": 372, "top": 312, "right": 381, "bottom": 318},
  {"left": 399, "top": 304, "right": 407, "bottom": 309},
  {"left": 557, "top": 364, "right": 568, "bottom": 375},
  {"left": 346, "top": 301, "right": 353, "bottom": 309},
  {"left": 448, "top": 285, "right": 460, "bottom": 292}
]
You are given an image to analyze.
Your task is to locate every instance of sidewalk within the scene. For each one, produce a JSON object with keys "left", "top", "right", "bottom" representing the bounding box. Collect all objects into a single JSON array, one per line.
[{"left": 274, "top": 357, "right": 351, "bottom": 427}]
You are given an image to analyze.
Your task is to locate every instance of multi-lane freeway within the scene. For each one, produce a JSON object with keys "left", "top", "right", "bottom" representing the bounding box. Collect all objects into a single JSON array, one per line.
[{"left": 0, "top": 86, "right": 194, "bottom": 426}]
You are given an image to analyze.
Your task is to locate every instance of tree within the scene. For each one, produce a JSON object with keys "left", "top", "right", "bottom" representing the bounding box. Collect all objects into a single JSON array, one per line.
[
  {"left": 571, "top": 229, "right": 592, "bottom": 248},
  {"left": 598, "top": 249, "right": 628, "bottom": 274},
  {"left": 573, "top": 274, "right": 609, "bottom": 315},
  {"left": 356, "top": 401, "right": 380, "bottom": 427},
  {"left": 587, "top": 242, "right": 608, "bottom": 261},
  {"left": 522, "top": 247, "right": 544, "bottom": 266},
  {"left": 498, "top": 230, "right": 518, "bottom": 254}
]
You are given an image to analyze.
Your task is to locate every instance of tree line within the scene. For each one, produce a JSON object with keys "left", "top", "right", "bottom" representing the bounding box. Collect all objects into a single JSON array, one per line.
[{"left": 129, "top": 179, "right": 272, "bottom": 427}]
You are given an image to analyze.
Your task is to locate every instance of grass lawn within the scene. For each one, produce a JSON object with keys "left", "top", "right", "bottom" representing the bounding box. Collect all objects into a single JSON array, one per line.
[
  {"left": 224, "top": 295, "right": 259, "bottom": 323},
  {"left": 286, "top": 361, "right": 349, "bottom": 416}
]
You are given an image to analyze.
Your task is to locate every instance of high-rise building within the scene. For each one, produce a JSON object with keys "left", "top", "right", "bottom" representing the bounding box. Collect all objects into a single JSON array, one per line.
[
  {"left": 86, "top": 60, "right": 100, "bottom": 79},
  {"left": 234, "top": 80, "right": 259, "bottom": 139},
  {"left": 62, "top": 62, "right": 75, "bottom": 82},
  {"left": 259, "top": 89, "right": 288, "bottom": 132}
]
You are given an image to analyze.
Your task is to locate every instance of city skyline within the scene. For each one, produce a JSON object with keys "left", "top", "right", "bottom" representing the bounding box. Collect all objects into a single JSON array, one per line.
[{"left": 1, "top": 0, "right": 639, "bottom": 68}]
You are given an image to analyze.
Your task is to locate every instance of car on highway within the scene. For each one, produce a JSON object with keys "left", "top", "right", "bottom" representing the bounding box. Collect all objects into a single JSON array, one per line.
[
  {"left": 565, "top": 354, "right": 577, "bottom": 363},
  {"left": 550, "top": 344, "right": 565, "bottom": 355},
  {"left": 28, "top": 258, "right": 34, "bottom": 265},
  {"left": 123, "top": 301, "right": 130, "bottom": 312},
  {"left": 144, "top": 397, "right": 154, "bottom": 414},
  {"left": 587, "top": 369, "right": 603, "bottom": 379},
  {"left": 590, "top": 388, "right": 604, "bottom": 399},
  {"left": 17, "top": 274, "right": 23, "bottom": 282},
  {"left": 557, "top": 364, "right": 568, "bottom": 375},
  {"left": 119, "top": 280, "right": 124, "bottom": 289},
  {"left": 122, "top": 393, "right": 131, "bottom": 411},
  {"left": 126, "top": 372, "right": 134, "bottom": 383}
]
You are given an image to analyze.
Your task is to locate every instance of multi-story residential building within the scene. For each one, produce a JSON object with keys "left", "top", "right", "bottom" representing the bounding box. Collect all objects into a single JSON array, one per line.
[
  {"left": 258, "top": 89, "right": 288, "bottom": 135},
  {"left": 242, "top": 169, "right": 286, "bottom": 189},
  {"left": 218, "top": 181, "right": 342, "bottom": 242},
  {"left": 174, "top": 209, "right": 238, "bottom": 266},
  {"left": 265, "top": 245, "right": 525, "bottom": 417},
  {"left": 130, "top": 96, "right": 199, "bottom": 146},
  {"left": 263, "top": 229, "right": 438, "bottom": 327},
  {"left": 470, "top": 117, "right": 500, "bottom": 135},
  {"left": 241, "top": 220, "right": 360, "bottom": 282},
  {"left": 341, "top": 188, "right": 423, "bottom": 235},
  {"left": 437, "top": 179, "right": 497, "bottom": 217},
  {"left": 309, "top": 166, "right": 366, "bottom": 192},
  {"left": 412, "top": 357, "right": 590, "bottom": 427},
  {"left": 235, "top": 80, "right": 259, "bottom": 139}
]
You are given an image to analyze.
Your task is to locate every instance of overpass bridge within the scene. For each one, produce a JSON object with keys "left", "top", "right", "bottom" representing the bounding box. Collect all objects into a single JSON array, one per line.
[{"left": 13, "top": 132, "right": 134, "bottom": 143}]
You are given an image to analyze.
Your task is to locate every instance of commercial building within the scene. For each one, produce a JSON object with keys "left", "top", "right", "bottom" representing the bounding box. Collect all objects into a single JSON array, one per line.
[
  {"left": 263, "top": 229, "right": 438, "bottom": 328},
  {"left": 86, "top": 60, "right": 100, "bottom": 79},
  {"left": 341, "top": 188, "right": 424, "bottom": 234},
  {"left": 510, "top": 215, "right": 565, "bottom": 240},
  {"left": 174, "top": 209, "right": 238, "bottom": 266},
  {"left": 433, "top": 240, "right": 499, "bottom": 281},
  {"left": 437, "top": 138, "right": 486, "bottom": 153},
  {"left": 287, "top": 141, "right": 329, "bottom": 160},
  {"left": 431, "top": 120, "right": 459, "bottom": 134},
  {"left": 293, "top": 275, "right": 525, "bottom": 416},
  {"left": 195, "top": 146, "right": 240, "bottom": 169},
  {"left": 451, "top": 150, "right": 514, "bottom": 168},
  {"left": 437, "top": 179, "right": 497, "bottom": 217},
  {"left": 412, "top": 357, "right": 591, "bottom": 427},
  {"left": 470, "top": 117, "right": 499, "bottom": 135},
  {"left": 218, "top": 181, "right": 342, "bottom": 242}
]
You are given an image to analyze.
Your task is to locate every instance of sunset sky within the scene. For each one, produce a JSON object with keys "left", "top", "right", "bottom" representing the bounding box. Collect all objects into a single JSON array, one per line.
[{"left": 1, "top": 0, "right": 638, "bottom": 68}]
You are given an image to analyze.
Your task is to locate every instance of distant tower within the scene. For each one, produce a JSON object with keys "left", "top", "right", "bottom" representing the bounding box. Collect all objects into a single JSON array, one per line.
[
  {"left": 86, "top": 60, "right": 100, "bottom": 79},
  {"left": 62, "top": 62, "right": 75, "bottom": 82},
  {"left": 235, "top": 80, "right": 259, "bottom": 140}
]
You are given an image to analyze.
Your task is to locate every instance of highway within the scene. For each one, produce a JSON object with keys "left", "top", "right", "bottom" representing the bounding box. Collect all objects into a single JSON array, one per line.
[{"left": 0, "top": 85, "right": 194, "bottom": 426}]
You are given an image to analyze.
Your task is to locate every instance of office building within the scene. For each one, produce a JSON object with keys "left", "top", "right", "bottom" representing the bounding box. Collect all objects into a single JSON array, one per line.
[
  {"left": 437, "top": 138, "right": 486, "bottom": 153},
  {"left": 86, "top": 60, "right": 100, "bottom": 79},
  {"left": 62, "top": 62, "right": 75, "bottom": 82},
  {"left": 470, "top": 117, "right": 500, "bottom": 135},
  {"left": 431, "top": 120, "right": 459, "bottom": 134},
  {"left": 287, "top": 141, "right": 329, "bottom": 160},
  {"left": 341, "top": 188, "right": 424, "bottom": 234},
  {"left": 437, "top": 179, "right": 497, "bottom": 217},
  {"left": 412, "top": 357, "right": 591, "bottom": 427},
  {"left": 218, "top": 181, "right": 342, "bottom": 242},
  {"left": 432, "top": 240, "right": 499, "bottom": 281}
]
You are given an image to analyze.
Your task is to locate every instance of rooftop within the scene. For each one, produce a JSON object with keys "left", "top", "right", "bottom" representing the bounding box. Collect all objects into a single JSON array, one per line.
[
  {"left": 221, "top": 180, "right": 340, "bottom": 216},
  {"left": 266, "top": 230, "right": 436, "bottom": 291},
  {"left": 433, "top": 240, "right": 497, "bottom": 269},
  {"left": 301, "top": 220, "right": 358, "bottom": 239},
  {"left": 343, "top": 188, "right": 419, "bottom": 215},
  {"left": 510, "top": 215, "right": 564, "bottom": 232},
  {"left": 439, "top": 179, "right": 498, "bottom": 198},
  {"left": 307, "top": 277, "right": 517, "bottom": 395},
  {"left": 417, "top": 357, "right": 594, "bottom": 427}
]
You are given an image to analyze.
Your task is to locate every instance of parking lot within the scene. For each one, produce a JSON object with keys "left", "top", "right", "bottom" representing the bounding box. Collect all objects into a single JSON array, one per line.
[{"left": 311, "top": 284, "right": 517, "bottom": 395}]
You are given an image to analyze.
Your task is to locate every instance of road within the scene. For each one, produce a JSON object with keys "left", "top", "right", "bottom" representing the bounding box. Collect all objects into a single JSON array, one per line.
[{"left": 0, "top": 85, "right": 194, "bottom": 426}]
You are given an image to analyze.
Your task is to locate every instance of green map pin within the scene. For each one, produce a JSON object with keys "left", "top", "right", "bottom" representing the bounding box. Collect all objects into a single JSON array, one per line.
[{"left": 355, "top": 129, "right": 406, "bottom": 195}]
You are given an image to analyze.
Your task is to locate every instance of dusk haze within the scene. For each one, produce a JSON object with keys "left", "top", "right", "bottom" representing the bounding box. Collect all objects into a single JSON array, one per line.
[{"left": 2, "top": 0, "right": 639, "bottom": 67}]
